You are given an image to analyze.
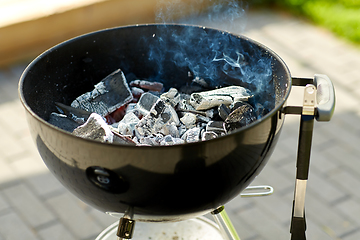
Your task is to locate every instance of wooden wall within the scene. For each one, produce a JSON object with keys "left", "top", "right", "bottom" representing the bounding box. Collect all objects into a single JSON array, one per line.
[{"left": 0, "top": 0, "right": 212, "bottom": 67}]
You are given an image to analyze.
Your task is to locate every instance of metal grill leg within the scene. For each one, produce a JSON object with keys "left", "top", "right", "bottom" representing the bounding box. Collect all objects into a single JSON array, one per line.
[
  {"left": 211, "top": 206, "right": 241, "bottom": 240},
  {"left": 290, "top": 84, "right": 316, "bottom": 240}
]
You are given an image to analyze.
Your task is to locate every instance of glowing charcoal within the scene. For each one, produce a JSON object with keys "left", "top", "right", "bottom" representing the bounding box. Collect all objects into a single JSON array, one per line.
[
  {"left": 71, "top": 69, "right": 133, "bottom": 117},
  {"left": 131, "top": 87, "right": 144, "bottom": 101}
]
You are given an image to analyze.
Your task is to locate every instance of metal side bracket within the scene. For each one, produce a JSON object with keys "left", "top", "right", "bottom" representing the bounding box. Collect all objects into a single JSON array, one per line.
[
  {"left": 284, "top": 75, "right": 335, "bottom": 239},
  {"left": 288, "top": 75, "right": 335, "bottom": 121},
  {"left": 290, "top": 84, "right": 316, "bottom": 240}
]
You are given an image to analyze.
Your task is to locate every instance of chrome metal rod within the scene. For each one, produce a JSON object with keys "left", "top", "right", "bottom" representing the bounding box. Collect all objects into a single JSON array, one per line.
[
  {"left": 212, "top": 206, "right": 241, "bottom": 240},
  {"left": 240, "top": 185, "right": 274, "bottom": 198}
]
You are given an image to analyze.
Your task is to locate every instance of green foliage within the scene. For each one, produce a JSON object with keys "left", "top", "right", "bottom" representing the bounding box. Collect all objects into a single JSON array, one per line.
[
  {"left": 250, "top": 0, "right": 360, "bottom": 44},
  {"left": 303, "top": 1, "right": 360, "bottom": 43}
]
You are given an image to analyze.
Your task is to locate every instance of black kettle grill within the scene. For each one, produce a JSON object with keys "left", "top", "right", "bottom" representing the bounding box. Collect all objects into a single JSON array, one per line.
[{"left": 19, "top": 24, "right": 335, "bottom": 240}]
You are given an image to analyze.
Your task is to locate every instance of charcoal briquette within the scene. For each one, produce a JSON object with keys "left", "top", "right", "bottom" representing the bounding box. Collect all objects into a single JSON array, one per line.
[
  {"left": 71, "top": 69, "right": 133, "bottom": 117},
  {"left": 224, "top": 103, "right": 257, "bottom": 133},
  {"left": 181, "top": 127, "right": 201, "bottom": 143},
  {"left": 48, "top": 112, "right": 80, "bottom": 132},
  {"left": 130, "top": 80, "right": 163, "bottom": 92},
  {"left": 189, "top": 86, "right": 252, "bottom": 110},
  {"left": 137, "top": 92, "right": 160, "bottom": 116},
  {"left": 218, "top": 104, "right": 231, "bottom": 120},
  {"left": 201, "top": 131, "right": 218, "bottom": 141}
]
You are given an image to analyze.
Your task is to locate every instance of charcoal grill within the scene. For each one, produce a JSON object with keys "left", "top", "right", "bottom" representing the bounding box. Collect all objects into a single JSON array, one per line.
[{"left": 18, "top": 24, "right": 335, "bottom": 240}]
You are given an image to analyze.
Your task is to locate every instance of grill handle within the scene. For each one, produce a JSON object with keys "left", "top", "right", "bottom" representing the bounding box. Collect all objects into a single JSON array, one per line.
[
  {"left": 313, "top": 74, "right": 335, "bottom": 121},
  {"left": 291, "top": 74, "right": 335, "bottom": 121}
]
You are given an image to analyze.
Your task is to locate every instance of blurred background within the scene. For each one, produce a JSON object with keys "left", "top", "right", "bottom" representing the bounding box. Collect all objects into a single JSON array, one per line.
[
  {"left": 1, "top": 0, "right": 359, "bottom": 67},
  {"left": 1, "top": 0, "right": 360, "bottom": 239}
]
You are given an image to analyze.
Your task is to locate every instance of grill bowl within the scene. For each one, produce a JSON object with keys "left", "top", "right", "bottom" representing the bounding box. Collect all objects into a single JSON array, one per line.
[{"left": 19, "top": 24, "right": 291, "bottom": 221}]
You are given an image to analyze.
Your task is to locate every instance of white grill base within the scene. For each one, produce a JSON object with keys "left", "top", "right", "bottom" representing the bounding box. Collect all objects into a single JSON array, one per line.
[{"left": 96, "top": 217, "right": 224, "bottom": 240}]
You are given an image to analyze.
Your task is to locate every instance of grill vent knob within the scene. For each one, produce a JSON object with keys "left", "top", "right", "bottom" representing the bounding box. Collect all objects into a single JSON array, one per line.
[{"left": 86, "top": 166, "right": 129, "bottom": 193}]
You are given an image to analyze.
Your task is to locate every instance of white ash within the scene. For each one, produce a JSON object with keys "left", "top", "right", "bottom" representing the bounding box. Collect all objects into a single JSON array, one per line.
[
  {"left": 125, "top": 103, "right": 143, "bottom": 119},
  {"left": 160, "top": 135, "right": 184, "bottom": 146},
  {"left": 73, "top": 113, "right": 113, "bottom": 142},
  {"left": 117, "top": 112, "right": 140, "bottom": 137},
  {"left": 189, "top": 86, "right": 252, "bottom": 110},
  {"left": 181, "top": 127, "right": 201, "bottom": 143},
  {"left": 205, "top": 109, "right": 215, "bottom": 118},
  {"left": 160, "top": 87, "right": 180, "bottom": 108},
  {"left": 135, "top": 99, "right": 180, "bottom": 138},
  {"left": 159, "top": 122, "right": 180, "bottom": 138},
  {"left": 180, "top": 113, "right": 197, "bottom": 129},
  {"left": 138, "top": 135, "right": 160, "bottom": 146},
  {"left": 131, "top": 87, "right": 145, "bottom": 96}
]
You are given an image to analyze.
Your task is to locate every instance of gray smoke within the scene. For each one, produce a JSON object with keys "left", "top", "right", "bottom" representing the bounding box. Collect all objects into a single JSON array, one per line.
[
  {"left": 148, "top": 0, "right": 274, "bottom": 115},
  {"left": 155, "top": 0, "right": 248, "bottom": 33}
]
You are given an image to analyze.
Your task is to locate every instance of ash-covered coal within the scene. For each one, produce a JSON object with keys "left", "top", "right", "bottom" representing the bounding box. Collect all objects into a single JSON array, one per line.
[{"left": 49, "top": 68, "right": 265, "bottom": 146}]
